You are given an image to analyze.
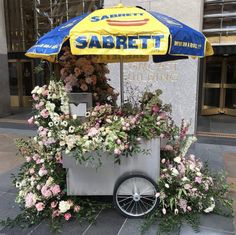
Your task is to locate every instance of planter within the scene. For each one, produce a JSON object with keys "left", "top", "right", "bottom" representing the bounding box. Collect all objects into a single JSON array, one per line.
[
  {"left": 62, "top": 138, "right": 160, "bottom": 195},
  {"left": 67, "top": 92, "right": 92, "bottom": 116}
]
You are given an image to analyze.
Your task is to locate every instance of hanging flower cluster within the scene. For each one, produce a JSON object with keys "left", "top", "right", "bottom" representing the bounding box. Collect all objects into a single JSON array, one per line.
[
  {"left": 157, "top": 153, "right": 215, "bottom": 215},
  {"left": 59, "top": 46, "right": 118, "bottom": 105}
]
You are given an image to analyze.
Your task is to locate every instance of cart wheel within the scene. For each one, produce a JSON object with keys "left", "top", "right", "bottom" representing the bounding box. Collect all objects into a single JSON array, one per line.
[{"left": 113, "top": 174, "right": 158, "bottom": 218}]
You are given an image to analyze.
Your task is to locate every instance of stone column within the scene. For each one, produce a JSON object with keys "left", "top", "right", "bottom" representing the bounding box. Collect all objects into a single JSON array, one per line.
[
  {"left": 0, "top": 0, "right": 10, "bottom": 117},
  {"left": 103, "top": 0, "right": 203, "bottom": 134}
]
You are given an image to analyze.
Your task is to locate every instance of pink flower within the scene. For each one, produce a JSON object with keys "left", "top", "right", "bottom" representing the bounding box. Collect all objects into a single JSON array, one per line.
[
  {"left": 116, "top": 139, "right": 122, "bottom": 145},
  {"left": 25, "top": 192, "right": 36, "bottom": 208},
  {"left": 178, "top": 199, "right": 187, "bottom": 213},
  {"left": 40, "top": 109, "right": 49, "bottom": 118},
  {"left": 164, "top": 145, "right": 173, "bottom": 151},
  {"left": 38, "top": 167, "right": 48, "bottom": 177},
  {"left": 195, "top": 176, "right": 202, "bottom": 184},
  {"left": 51, "top": 201, "right": 58, "bottom": 209},
  {"left": 114, "top": 148, "right": 121, "bottom": 155},
  {"left": 27, "top": 116, "right": 34, "bottom": 125},
  {"left": 74, "top": 205, "right": 81, "bottom": 213},
  {"left": 41, "top": 186, "right": 52, "bottom": 198},
  {"left": 64, "top": 212, "right": 72, "bottom": 221},
  {"left": 52, "top": 210, "right": 60, "bottom": 218},
  {"left": 26, "top": 156, "right": 32, "bottom": 162},
  {"left": 42, "top": 90, "right": 48, "bottom": 96},
  {"left": 87, "top": 127, "right": 99, "bottom": 137},
  {"left": 35, "top": 202, "right": 45, "bottom": 212},
  {"left": 152, "top": 105, "right": 159, "bottom": 114},
  {"left": 32, "top": 94, "right": 39, "bottom": 101},
  {"left": 29, "top": 168, "right": 35, "bottom": 174},
  {"left": 184, "top": 184, "right": 192, "bottom": 190},
  {"left": 51, "top": 185, "right": 61, "bottom": 195}
]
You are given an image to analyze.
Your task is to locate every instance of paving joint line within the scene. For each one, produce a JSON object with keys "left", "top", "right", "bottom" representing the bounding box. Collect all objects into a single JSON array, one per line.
[
  {"left": 82, "top": 209, "right": 103, "bottom": 235},
  {"left": 117, "top": 218, "right": 128, "bottom": 235},
  {"left": 27, "top": 221, "right": 43, "bottom": 235},
  {"left": 199, "top": 225, "right": 234, "bottom": 234}
]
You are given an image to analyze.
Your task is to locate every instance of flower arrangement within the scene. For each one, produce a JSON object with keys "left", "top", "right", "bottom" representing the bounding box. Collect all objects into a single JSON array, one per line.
[
  {"left": 1, "top": 81, "right": 231, "bottom": 233},
  {"left": 59, "top": 46, "right": 118, "bottom": 105}
]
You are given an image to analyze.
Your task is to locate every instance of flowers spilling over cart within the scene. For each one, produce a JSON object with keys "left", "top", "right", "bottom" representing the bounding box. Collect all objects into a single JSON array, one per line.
[{"left": 1, "top": 76, "right": 231, "bottom": 233}]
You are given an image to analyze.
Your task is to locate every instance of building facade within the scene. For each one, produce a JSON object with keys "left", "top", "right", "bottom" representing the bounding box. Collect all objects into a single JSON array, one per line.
[{"left": 0, "top": 0, "right": 235, "bottom": 135}]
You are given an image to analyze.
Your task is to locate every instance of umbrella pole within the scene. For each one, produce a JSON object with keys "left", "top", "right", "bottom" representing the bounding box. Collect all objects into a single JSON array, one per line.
[{"left": 120, "top": 56, "right": 124, "bottom": 105}]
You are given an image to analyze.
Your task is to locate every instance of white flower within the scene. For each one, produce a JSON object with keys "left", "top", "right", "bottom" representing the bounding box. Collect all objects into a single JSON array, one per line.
[
  {"left": 48, "top": 122, "right": 53, "bottom": 127},
  {"left": 72, "top": 114, "right": 77, "bottom": 120},
  {"left": 31, "top": 86, "right": 39, "bottom": 94},
  {"left": 62, "top": 121, "right": 68, "bottom": 127},
  {"left": 60, "top": 141, "right": 66, "bottom": 146},
  {"left": 204, "top": 197, "right": 215, "bottom": 213},
  {"left": 85, "top": 112, "right": 90, "bottom": 117},
  {"left": 165, "top": 183, "right": 169, "bottom": 188},
  {"left": 54, "top": 120, "right": 60, "bottom": 126},
  {"left": 171, "top": 168, "right": 179, "bottom": 176},
  {"left": 182, "top": 177, "right": 188, "bottom": 181},
  {"left": 59, "top": 200, "right": 71, "bottom": 213},
  {"left": 162, "top": 208, "right": 166, "bottom": 214},
  {"left": 174, "top": 156, "right": 181, "bottom": 163},
  {"left": 174, "top": 209, "right": 179, "bottom": 215},
  {"left": 15, "top": 182, "right": 21, "bottom": 188},
  {"left": 155, "top": 192, "right": 160, "bottom": 198},
  {"left": 46, "top": 177, "right": 53, "bottom": 186},
  {"left": 69, "top": 126, "right": 75, "bottom": 133}
]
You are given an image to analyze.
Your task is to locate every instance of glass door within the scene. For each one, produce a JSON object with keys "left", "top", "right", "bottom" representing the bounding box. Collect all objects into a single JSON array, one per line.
[
  {"left": 8, "top": 59, "right": 35, "bottom": 107},
  {"left": 224, "top": 57, "right": 236, "bottom": 115},
  {"left": 201, "top": 56, "right": 236, "bottom": 116}
]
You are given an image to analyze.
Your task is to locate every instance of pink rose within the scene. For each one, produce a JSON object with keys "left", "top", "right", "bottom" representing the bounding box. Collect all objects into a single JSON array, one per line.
[
  {"left": 38, "top": 167, "right": 48, "bottom": 177},
  {"left": 40, "top": 109, "right": 49, "bottom": 118},
  {"left": 114, "top": 148, "right": 121, "bottom": 155},
  {"left": 25, "top": 192, "right": 36, "bottom": 208},
  {"left": 152, "top": 105, "right": 159, "bottom": 114},
  {"left": 195, "top": 176, "right": 202, "bottom": 184},
  {"left": 35, "top": 202, "right": 45, "bottom": 211},
  {"left": 51, "top": 185, "right": 61, "bottom": 195},
  {"left": 29, "top": 168, "right": 35, "bottom": 174},
  {"left": 26, "top": 156, "right": 32, "bottom": 162},
  {"left": 28, "top": 116, "right": 34, "bottom": 125},
  {"left": 51, "top": 201, "right": 58, "bottom": 209},
  {"left": 74, "top": 205, "right": 81, "bottom": 213},
  {"left": 64, "top": 213, "right": 72, "bottom": 221},
  {"left": 52, "top": 210, "right": 60, "bottom": 218},
  {"left": 32, "top": 94, "right": 39, "bottom": 101},
  {"left": 42, "top": 90, "right": 48, "bottom": 96},
  {"left": 32, "top": 154, "right": 40, "bottom": 161}
]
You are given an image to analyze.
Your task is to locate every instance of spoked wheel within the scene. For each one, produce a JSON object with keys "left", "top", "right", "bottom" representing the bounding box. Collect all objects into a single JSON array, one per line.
[{"left": 113, "top": 174, "right": 158, "bottom": 218}]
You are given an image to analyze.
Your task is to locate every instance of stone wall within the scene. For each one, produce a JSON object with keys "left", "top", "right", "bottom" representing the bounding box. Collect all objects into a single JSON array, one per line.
[
  {"left": 0, "top": 0, "right": 10, "bottom": 117},
  {"left": 104, "top": 0, "right": 203, "bottom": 134}
]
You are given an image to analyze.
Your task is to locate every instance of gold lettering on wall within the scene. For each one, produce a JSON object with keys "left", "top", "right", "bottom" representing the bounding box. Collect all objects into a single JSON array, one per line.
[{"left": 124, "top": 62, "right": 180, "bottom": 83}]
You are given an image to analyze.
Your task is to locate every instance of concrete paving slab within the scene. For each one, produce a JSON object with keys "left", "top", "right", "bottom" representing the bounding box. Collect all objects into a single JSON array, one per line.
[
  {"left": 180, "top": 224, "right": 234, "bottom": 235},
  {"left": 84, "top": 208, "right": 125, "bottom": 235},
  {"left": 32, "top": 220, "right": 90, "bottom": 235},
  {"left": 118, "top": 218, "right": 179, "bottom": 235},
  {"left": 199, "top": 214, "right": 234, "bottom": 233}
]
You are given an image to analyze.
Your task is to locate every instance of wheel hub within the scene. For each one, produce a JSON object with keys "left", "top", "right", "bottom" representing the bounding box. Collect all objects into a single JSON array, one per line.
[{"left": 133, "top": 193, "right": 140, "bottom": 202}]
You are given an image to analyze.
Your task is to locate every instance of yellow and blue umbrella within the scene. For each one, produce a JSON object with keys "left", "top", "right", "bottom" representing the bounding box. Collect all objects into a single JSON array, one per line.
[{"left": 26, "top": 4, "right": 213, "bottom": 63}]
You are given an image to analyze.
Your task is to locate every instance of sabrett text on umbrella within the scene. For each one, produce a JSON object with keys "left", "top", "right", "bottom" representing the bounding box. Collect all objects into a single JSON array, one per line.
[
  {"left": 75, "top": 35, "right": 165, "bottom": 49},
  {"left": 90, "top": 13, "right": 144, "bottom": 22}
]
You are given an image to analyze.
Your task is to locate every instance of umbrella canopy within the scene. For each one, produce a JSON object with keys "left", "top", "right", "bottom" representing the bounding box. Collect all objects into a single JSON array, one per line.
[{"left": 26, "top": 4, "right": 213, "bottom": 63}]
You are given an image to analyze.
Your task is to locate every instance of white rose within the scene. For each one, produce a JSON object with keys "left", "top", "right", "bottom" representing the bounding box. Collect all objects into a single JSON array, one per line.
[
  {"left": 171, "top": 168, "right": 179, "bottom": 176},
  {"left": 59, "top": 200, "right": 71, "bottom": 213},
  {"left": 174, "top": 156, "right": 181, "bottom": 163},
  {"left": 204, "top": 197, "right": 215, "bottom": 213}
]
